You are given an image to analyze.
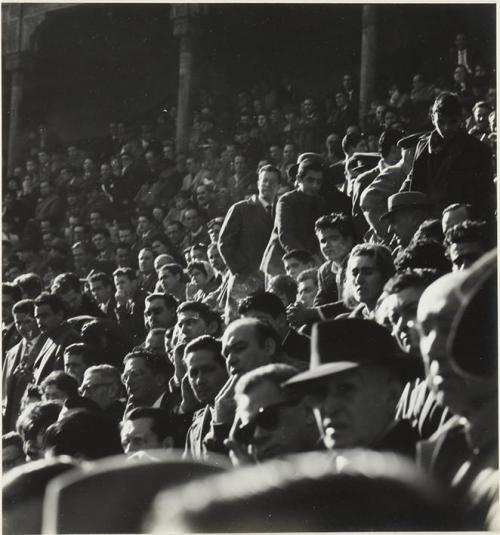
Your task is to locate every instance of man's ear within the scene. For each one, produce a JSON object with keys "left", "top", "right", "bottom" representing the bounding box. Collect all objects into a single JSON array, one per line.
[
  {"left": 263, "top": 337, "right": 277, "bottom": 359},
  {"left": 162, "top": 436, "right": 175, "bottom": 450}
]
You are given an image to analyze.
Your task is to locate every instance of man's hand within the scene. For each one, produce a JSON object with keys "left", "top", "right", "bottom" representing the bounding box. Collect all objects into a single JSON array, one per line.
[
  {"left": 287, "top": 302, "right": 318, "bottom": 327},
  {"left": 212, "top": 375, "right": 238, "bottom": 425}
]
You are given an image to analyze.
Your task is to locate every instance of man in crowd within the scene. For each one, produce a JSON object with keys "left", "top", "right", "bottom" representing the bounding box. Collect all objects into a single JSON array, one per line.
[
  {"left": 229, "top": 363, "right": 319, "bottom": 463},
  {"left": 63, "top": 342, "right": 95, "bottom": 385},
  {"left": 285, "top": 319, "right": 418, "bottom": 456},
  {"left": 219, "top": 164, "right": 280, "bottom": 321},
  {"left": 33, "top": 293, "right": 80, "bottom": 349}
]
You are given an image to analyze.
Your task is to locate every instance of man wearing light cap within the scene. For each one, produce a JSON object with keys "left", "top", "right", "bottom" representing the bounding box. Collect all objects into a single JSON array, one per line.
[
  {"left": 284, "top": 318, "right": 419, "bottom": 456},
  {"left": 360, "top": 132, "right": 424, "bottom": 242}
]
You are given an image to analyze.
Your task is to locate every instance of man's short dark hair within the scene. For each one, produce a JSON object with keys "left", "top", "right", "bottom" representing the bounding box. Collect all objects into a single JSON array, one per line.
[
  {"left": 16, "top": 401, "right": 62, "bottom": 442},
  {"left": 185, "top": 335, "right": 225, "bottom": 368},
  {"left": 88, "top": 272, "right": 114, "bottom": 287},
  {"left": 315, "top": 212, "right": 355, "bottom": 239},
  {"left": 43, "top": 408, "right": 121, "bottom": 460},
  {"left": 383, "top": 268, "right": 441, "bottom": 296},
  {"left": 92, "top": 228, "right": 111, "bottom": 240},
  {"left": 113, "top": 267, "right": 137, "bottom": 281},
  {"left": 444, "top": 220, "right": 490, "bottom": 248},
  {"left": 34, "top": 293, "right": 66, "bottom": 315},
  {"left": 122, "top": 350, "right": 174, "bottom": 379},
  {"left": 122, "top": 407, "right": 175, "bottom": 444},
  {"left": 268, "top": 276, "right": 297, "bottom": 305},
  {"left": 3, "top": 282, "right": 22, "bottom": 303},
  {"left": 40, "top": 371, "right": 79, "bottom": 399},
  {"left": 394, "top": 240, "right": 452, "bottom": 274},
  {"left": 177, "top": 301, "right": 212, "bottom": 325},
  {"left": 412, "top": 219, "right": 445, "bottom": 244},
  {"left": 12, "top": 299, "right": 35, "bottom": 317},
  {"left": 379, "top": 129, "right": 404, "bottom": 158},
  {"left": 115, "top": 242, "right": 131, "bottom": 252},
  {"left": 51, "top": 273, "right": 81, "bottom": 295},
  {"left": 148, "top": 233, "right": 173, "bottom": 249},
  {"left": 342, "top": 132, "right": 364, "bottom": 155},
  {"left": 282, "top": 249, "right": 314, "bottom": 265},
  {"left": 238, "top": 292, "right": 286, "bottom": 319},
  {"left": 297, "top": 268, "right": 318, "bottom": 285},
  {"left": 432, "top": 92, "right": 462, "bottom": 117},
  {"left": 13, "top": 273, "right": 43, "bottom": 299},
  {"left": 258, "top": 164, "right": 281, "bottom": 182},
  {"left": 187, "top": 261, "right": 210, "bottom": 278},
  {"left": 296, "top": 160, "right": 323, "bottom": 181},
  {"left": 146, "top": 293, "right": 178, "bottom": 311},
  {"left": 64, "top": 343, "right": 95, "bottom": 367}
]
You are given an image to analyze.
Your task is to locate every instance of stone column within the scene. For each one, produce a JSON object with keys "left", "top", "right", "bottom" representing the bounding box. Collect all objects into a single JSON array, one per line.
[
  {"left": 4, "top": 52, "right": 31, "bottom": 173},
  {"left": 359, "top": 5, "right": 377, "bottom": 126},
  {"left": 172, "top": 7, "right": 195, "bottom": 154}
]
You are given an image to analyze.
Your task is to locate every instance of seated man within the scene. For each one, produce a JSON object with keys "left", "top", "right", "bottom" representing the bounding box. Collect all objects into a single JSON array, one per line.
[
  {"left": 34, "top": 293, "right": 80, "bottom": 349},
  {"left": 267, "top": 275, "right": 297, "bottom": 307},
  {"left": 444, "top": 220, "right": 491, "bottom": 271},
  {"left": 156, "top": 263, "right": 186, "bottom": 303},
  {"left": 184, "top": 336, "right": 229, "bottom": 461},
  {"left": 296, "top": 269, "right": 319, "bottom": 309},
  {"left": 113, "top": 267, "right": 147, "bottom": 343},
  {"left": 238, "top": 292, "right": 310, "bottom": 364},
  {"left": 15, "top": 400, "right": 62, "bottom": 461},
  {"left": 51, "top": 273, "right": 104, "bottom": 318},
  {"left": 80, "top": 364, "right": 125, "bottom": 424},
  {"left": 88, "top": 272, "right": 116, "bottom": 318},
  {"left": 122, "top": 351, "right": 173, "bottom": 411},
  {"left": 120, "top": 407, "right": 176, "bottom": 455},
  {"left": 285, "top": 319, "right": 418, "bottom": 457},
  {"left": 282, "top": 249, "right": 316, "bottom": 281},
  {"left": 144, "top": 293, "right": 178, "bottom": 331},
  {"left": 40, "top": 371, "right": 79, "bottom": 403},
  {"left": 63, "top": 343, "right": 95, "bottom": 385},
  {"left": 144, "top": 328, "right": 167, "bottom": 356},
  {"left": 441, "top": 203, "right": 472, "bottom": 234},
  {"left": 229, "top": 363, "right": 319, "bottom": 463}
]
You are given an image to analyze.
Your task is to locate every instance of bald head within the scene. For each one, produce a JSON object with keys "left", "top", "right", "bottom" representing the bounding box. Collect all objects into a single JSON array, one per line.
[{"left": 417, "top": 272, "right": 492, "bottom": 415}]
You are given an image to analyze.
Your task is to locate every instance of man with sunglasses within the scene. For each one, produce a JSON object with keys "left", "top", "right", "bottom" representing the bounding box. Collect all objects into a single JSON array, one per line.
[
  {"left": 229, "top": 364, "right": 320, "bottom": 463},
  {"left": 285, "top": 318, "right": 419, "bottom": 457}
]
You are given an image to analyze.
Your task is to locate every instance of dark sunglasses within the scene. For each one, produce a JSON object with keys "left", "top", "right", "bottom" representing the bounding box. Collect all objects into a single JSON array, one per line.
[{"left": 235, "top": 399, "right": 300, "bottom": 446}]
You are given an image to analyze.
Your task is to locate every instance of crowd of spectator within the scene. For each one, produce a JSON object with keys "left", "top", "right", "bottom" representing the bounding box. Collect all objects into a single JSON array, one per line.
[{"left": 2, "top": 30, "right": 498, "bottom": 533}]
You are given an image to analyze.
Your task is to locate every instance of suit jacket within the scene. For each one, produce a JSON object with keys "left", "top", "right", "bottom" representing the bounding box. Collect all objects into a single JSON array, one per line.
[
  {"left": 282, "top": 328, "right": 310, "bottom": 363},
  {"left": 261, "top": 190, "right": 329, "bottom": 276},
  {"left": 218, "top": 195, "right": 274, "bottom": 277},
  {"left": 314, "top": 260, "right": 339, "bottom": 306},
  {"left": 3, "top": 334, "right": 61, "bottom": 430},
  {"left": 2, "top": 322, "right": 21, "bottom": 354},
  {"left": 184, "top": 405, "right": 213, "bottom": 461},
  {"left": 405, "top": 130, "right": 494, "bottom": 219}
]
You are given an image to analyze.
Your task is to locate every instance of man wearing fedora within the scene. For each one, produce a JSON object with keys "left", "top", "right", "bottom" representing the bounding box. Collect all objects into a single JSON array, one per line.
[
  {"left": 285, "top": 318, "right": 419, "bottom": 456},
  {"left": 261, "top": 155, "right": 349, "bottom": 277},
  {"left": 380, "top": 191, "right": 431, "bottom": 252}
]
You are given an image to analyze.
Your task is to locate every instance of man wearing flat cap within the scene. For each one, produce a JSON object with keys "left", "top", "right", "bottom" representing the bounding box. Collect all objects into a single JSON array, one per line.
[
  {"left": 380, "top": 191, "right": 431, "bottom": 251},
  {"left": 360, "top": 132, "right": 424, "bottom": 243},
  {"left": 285, "top": 318, "right": 419, "bottom": 456}
]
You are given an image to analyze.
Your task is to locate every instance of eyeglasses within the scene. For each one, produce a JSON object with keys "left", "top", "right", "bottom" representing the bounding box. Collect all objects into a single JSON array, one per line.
[{"left": 234, "top": 399, "right": 300, "bottom": 446}]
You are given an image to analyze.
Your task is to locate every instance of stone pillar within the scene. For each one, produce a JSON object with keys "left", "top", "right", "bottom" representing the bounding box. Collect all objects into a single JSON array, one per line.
[
  {"left": 359, "top": 5, "right": 377, "bottom": 126},
  {"left": 4, "top": 52, "right": 31, "bottom": 173},
  {"left": 172, "top": 7, "right": 196, "bottom": 153}
]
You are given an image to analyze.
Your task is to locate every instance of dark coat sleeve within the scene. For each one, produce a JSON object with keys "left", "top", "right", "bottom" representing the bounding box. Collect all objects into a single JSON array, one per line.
[
  {"left": 277, "top": 195, "right": 305, "bottom": 252},
  {"left": 218, "top": 203, "right": 248, "bottom": 276}
]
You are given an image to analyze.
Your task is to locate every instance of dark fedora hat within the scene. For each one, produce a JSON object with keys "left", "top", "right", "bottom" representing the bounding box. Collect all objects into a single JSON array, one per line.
[
  {"left": 380, "top": 191, "right": 431, "bottom": 221},
  {"left": 287, "top": 152, "right": 325, "bottom": 181},
  {"left": 284, "top": 319, "right": 409, "bottom": 387},
  {"left": 348, "top": 152, "right": 381, "bottom": 174}
]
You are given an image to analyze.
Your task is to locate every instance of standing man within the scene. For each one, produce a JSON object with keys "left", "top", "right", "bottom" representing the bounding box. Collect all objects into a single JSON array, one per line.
[{"left": 219, "top": 165, "right": 280, "bottom": 322}]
